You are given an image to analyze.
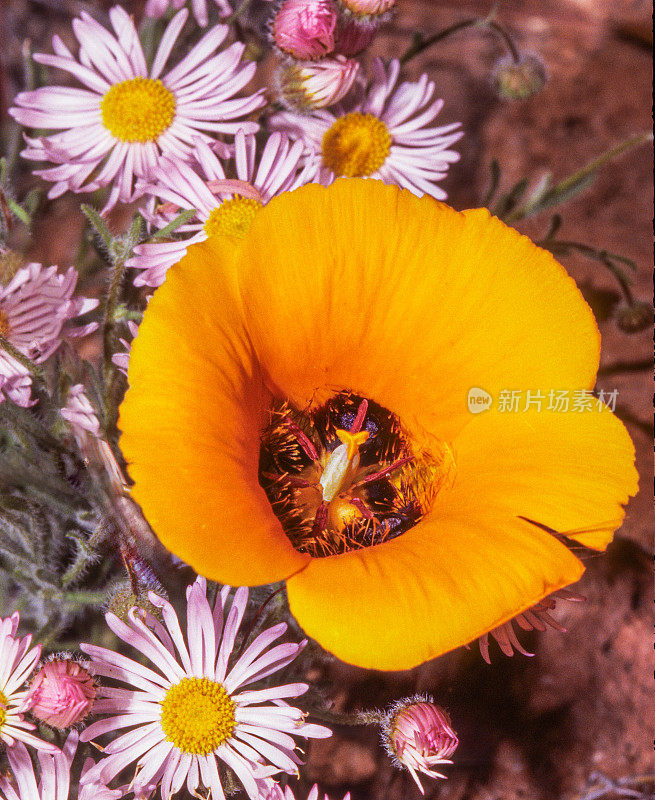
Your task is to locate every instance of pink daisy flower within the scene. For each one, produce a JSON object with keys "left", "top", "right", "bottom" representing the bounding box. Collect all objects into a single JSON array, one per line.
[
  {"left": 79, "top": 577, "right": 331, "bottom": 799},
  {"left": 0, "top": 263, "right": 97, "bottom": 407},
  {"left": 478, "top": 588, "right": 584, "bottom": 664},
  {"left": 128, "top": 131, "right": 316, "bottom": 287},
  {"left": 0, "top": 730, "right": 122, "bottom": 800},
  {"left": 145, "top": 0, "right": 233, "bottom": 26},
  {"left": 269, "top": 57, "right": 463, "bottom": 199},
  {"left": 0, "top": 612, "right": 59, "bottom": 753},
  {"left": 9, "top": 7, "right": 265, "bottom": 214}
]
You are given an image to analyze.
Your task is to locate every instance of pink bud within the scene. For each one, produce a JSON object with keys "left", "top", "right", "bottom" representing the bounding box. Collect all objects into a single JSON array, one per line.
[
  {"left": 26, "top": 656, "right": 96, "bottom": 729},
  {"left": 383, "top": 698, "right": 458, "bottom": 794},
  {"left": 277, "top": 56, "right": 360, "bottom": 111},
  {"left": 272, "top": 0, "right": 338, "bottom": 60},
  {"left": 333, "top": 15, "right": 376, "bottom": 56}
]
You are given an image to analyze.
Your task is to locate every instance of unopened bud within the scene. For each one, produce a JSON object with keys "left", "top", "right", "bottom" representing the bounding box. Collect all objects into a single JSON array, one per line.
[
  {"left": 272, "top": 0, "right": 337, "bottom": 60},
  {"left": 492, "top": 54, "right": 547, "bottom": 100},
  {"left": 333, "top": 14, "right": 376, "bottom": 55},
  {"left": 381, "top": 696, "right": 458, "bottom": 794},
  {"left": 616, "top": 301, "right": 651, "bottom": 333},
  {"left": 26, "top": 655, "right": 96, "bottom": 729},
  {"left": 105, "top": 581, "right": 164, "bottom": 624},
  {"left": 277, "top": 56, "right": 360, "bottom": 111}
]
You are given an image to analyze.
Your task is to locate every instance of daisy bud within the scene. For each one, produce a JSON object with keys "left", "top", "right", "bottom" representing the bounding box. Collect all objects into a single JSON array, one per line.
[
  {"left": 272, "top": 0, "right": 338, "bottom": 60},
  {"left": 381, "top": 696, "right": 458, "bottom": 794},
  {"left": 26, "top": 655, "right": 96, "bottom": 729},
  {"left": 338, "top": 0, "right": 395, "bottom": 17},
  {"left": 105, "top": 581, "right": 164, "bottom": 624},
  {"left": 492, "top": 54, "right": 547, "bottom": 100},
  {"left": 333, "top": 15, "right": 377, "bottom": 56},
  {"left": 616, "top": 301, "right": 651, "bottom": 333},
  {"left": 277, "top": 56, "right": 360, "bottom": 111}
]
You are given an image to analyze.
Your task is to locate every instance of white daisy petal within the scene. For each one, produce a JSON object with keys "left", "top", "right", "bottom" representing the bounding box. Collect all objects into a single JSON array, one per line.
[
  {"left": 128, "top": 130, "right": 314, "bottom": 287},
  {"left": 269, "top": 57, "right": 463, "bottom": 200},
  {"left": 80, "top": 578, "right": 330, "bottom": 798},
  {"left": 9, "top": 9, "right": 263, "bottom": 213}
]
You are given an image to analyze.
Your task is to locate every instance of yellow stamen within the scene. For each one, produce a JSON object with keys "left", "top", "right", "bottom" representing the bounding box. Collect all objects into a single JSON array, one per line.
[
  {"left": 336, "top": 429, "right": 370, "bottom": 460},
  {"left": 160, "top": 677, "right": 236, "bottom": 755},
  {"left": 0, "top": 689, "right": 7, "bottom": 730},
  {"left": 101, "top": 78, "right": 175, "bottom": 143},
  {"left": 203, "top": 197, "right": 264, "bottom": 240},
  {"left": 321, "top": 113, "right": 391, "bottom": 177}
]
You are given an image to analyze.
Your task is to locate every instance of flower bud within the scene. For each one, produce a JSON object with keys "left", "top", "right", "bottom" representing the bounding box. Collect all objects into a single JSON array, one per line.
[
  {"left": 381, "top": 696, "right": 458, "bottom": 794},
  {"left": 616, "top": 301, "right": 651, "bottom": 333},
  {"left": 26, "top": 655, "right": 96, "bottom": 729},
  {"left": 272, "top": 0, "right": 338, "bottom": 60},
  {"left": 338, "top": 0, "right": 395, "bottom": 17},
  {"left": 492, "top": 54, "right": 547, "bottom": 100},
  {"left": 276, "top": 56, "right": 360, "bottom": 111},
  {"left": 105, "top": 580, "right": 164, "bottom": 624},
  {"left": 333, "top": 15, "right": 376, "bottom": 56}
]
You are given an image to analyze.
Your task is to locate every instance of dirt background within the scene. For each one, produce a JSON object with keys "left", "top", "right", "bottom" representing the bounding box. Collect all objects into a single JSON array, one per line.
[{"left": 0, "top": 1, "right": 652, "bottom": 799}]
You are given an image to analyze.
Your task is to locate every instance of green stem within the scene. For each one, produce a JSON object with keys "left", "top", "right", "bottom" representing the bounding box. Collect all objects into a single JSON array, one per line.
[
  {"left": 547, "top": 132, "right": 653, "bottom": 200},
  {"left": 0, "top": 333, "right": 46, "bottom": 379},
  {"left": 307, "top": 707, "right": 377, "bottom": 727},
  {"left": 101, "top": 256, "right": 128, "bottom": 431},
  {"left": 505, "top": 131, "right": 653, "bottom": 223},
  {"left": 60, "top": 590, "right": 107, "bottom": 604},
  {"left": 400, "top": 15, "right": 519, "bottom": 65},
  {"left": 540, "top": 240, "right": 635, "bottom": 305},
  {"left": 103, "top": 259, "right": 126, "bottom": 379}
]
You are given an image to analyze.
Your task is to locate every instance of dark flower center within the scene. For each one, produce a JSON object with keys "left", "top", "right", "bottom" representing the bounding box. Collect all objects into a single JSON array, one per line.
[{"left": 259, "top": 392, "right": 447, "bottom": 558}]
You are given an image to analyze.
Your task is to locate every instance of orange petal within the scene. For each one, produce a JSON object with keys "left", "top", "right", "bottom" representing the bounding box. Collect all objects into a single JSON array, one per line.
[
  {"left": 236, "top": 179, "right": 600, "bottom": 443},
  {"left": 287, "top": 402, "right": 636, "bottom": 669},
  {"left": 446, "top": 405, "right": 638, "bottom": 551},
  {"left": 286, "top": 515, "right": 584, "bottom": 671},
  {"left": 119, "top": 237, "right": 309, "bottom": 585}
]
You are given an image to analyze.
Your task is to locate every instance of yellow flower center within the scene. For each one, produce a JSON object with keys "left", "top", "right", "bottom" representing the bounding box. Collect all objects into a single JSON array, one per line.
[
  {"left": 101, "top": 78, "right": 176, "bottom": 143},
  {"left": 160, "top": 677, "right": 236, "bottom": 755},
  {"left": 203, "top": 197, "right": 264, "bottom": 240},
  {"left": 0, "top": 310, "right": 10, "bottom": 338},
  {"left": 0, "top": 689, "right": 8, "bottom": 730},
  {"left": 322, "top": 113, "right": 391, "bottom": 177}
]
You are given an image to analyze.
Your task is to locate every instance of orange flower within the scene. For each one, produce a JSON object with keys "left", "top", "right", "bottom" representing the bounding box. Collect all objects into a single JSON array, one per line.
[{"left": 119, "top": 179, "right": 637, "bottom": 670}]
